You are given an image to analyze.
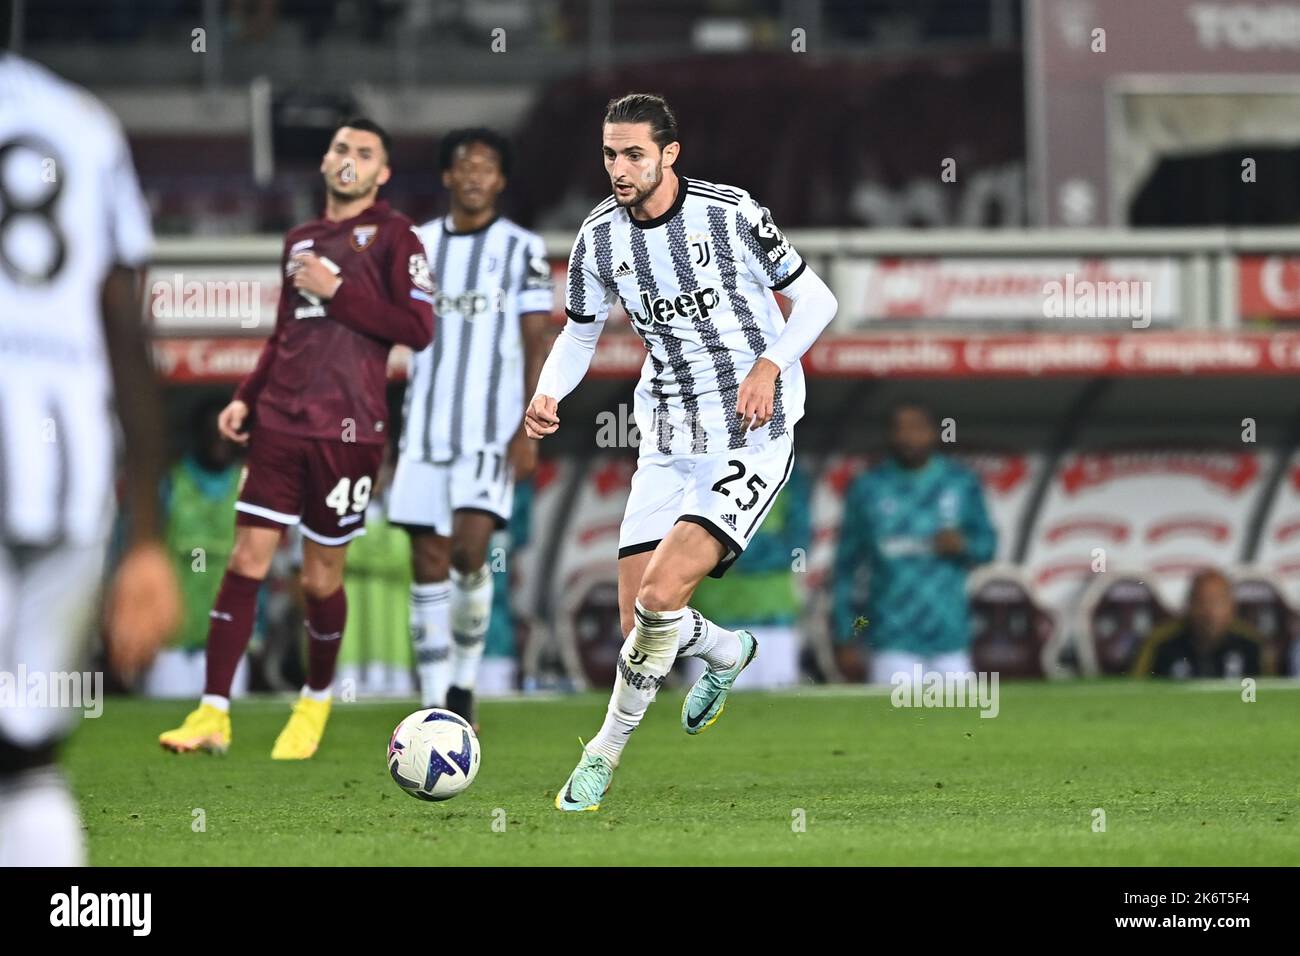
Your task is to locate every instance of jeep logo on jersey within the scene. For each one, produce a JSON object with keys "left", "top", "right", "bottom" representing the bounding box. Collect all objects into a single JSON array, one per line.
[
  {"left": 628, "top": 287, "right": 722, "bottom": 330},
  {"left": 433, "top": 288, "right": 506, "bottom": 319}
]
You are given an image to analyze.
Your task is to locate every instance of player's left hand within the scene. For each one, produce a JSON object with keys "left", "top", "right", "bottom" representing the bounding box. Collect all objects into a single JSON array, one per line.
[
  {"left": 104, "top": 541, "right": 182, "bottom": 682},
  {"left": 507, "top": 428, "right": 538, "bottom": 480},
  {"left": 933, "top": 528, "right": 966, "bottom": 557},
  {"left": 735, "top": 357, "right": 780, "bottom": 431},
  {"left": 291, "top": 252, "right": 343, "bottom": 301}
]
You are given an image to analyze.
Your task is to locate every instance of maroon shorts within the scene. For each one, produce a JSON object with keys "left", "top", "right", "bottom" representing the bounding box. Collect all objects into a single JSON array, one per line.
[{"left": 235, "top": 426, "right": 385, "bottom": 546}]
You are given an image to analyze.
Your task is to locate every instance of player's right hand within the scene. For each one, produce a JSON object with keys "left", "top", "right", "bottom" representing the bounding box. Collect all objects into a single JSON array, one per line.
[
  {"left": 104, "top": 541, "right": 182, "bottom": 682},
  {"left": 524, "top": 394, "right": 560, "bottom": 439},
  {"left": 218, "top": 399, "right": 251, "bottom": 445}
]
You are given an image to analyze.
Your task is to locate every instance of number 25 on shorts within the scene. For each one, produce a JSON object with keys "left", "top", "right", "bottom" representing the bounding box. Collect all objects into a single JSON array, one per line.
[{"left": 711, "top": 459, "right": 768, "bottom": 512}]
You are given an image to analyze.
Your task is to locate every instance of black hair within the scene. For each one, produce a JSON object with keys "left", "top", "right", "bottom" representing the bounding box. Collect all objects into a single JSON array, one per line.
[
  {"left": 887, "top": 397, "right": 939, "bottom": 429},
  {"left": 603, "top": 93, "right": 679, "bottom": 150},
  {"left": 334, "top": 117, "right": 392, "bottom": 163},
  {"left": 439, "top": 127, "right": 512, "bottom": 178}
]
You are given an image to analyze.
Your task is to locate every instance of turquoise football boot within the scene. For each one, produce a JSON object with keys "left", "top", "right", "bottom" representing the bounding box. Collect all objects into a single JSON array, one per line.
[
  {"left": 554, "top": 745, "right": 615, "bottom": 812},
  {"left": 681, "top": 630, "right": 758, "bottom": 735}
]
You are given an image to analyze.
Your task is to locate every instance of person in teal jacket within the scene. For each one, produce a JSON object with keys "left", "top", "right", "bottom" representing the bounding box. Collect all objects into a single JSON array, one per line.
[{"left": 833, "top": 400, "right": 996, "bottom": 683}]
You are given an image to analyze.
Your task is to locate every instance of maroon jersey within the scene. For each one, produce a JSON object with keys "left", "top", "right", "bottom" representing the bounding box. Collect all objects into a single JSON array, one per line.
[{"left": 235, "top": 200, "right": 435, "bottom": 445}]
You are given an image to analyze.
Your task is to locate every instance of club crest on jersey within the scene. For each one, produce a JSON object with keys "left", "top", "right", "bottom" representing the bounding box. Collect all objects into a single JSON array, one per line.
[
  {"left": 409, "top": 253, "right": 435, "bottom": 294},
  {"left": 689, "top": 234, "right": 712, "bottom": 268},
  {"left": 351, "top": 225, "right": 378, "bottom": 251},
  {"left": 627, "top": 287, "right": 721, "bottom": 332}
]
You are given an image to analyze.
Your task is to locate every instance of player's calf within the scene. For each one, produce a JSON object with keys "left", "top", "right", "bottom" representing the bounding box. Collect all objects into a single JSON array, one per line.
[{"left": 446, "top": 562, "right": 492, "bottom": 727}]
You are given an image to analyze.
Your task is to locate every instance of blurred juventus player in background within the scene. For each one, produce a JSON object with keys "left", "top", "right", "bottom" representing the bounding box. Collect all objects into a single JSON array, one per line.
[
  {"left": 388, "top": 129, "right": 552, "bottom": 727},
  {"left": 0, "top": 49, "right": 181, "bottom": 865}
]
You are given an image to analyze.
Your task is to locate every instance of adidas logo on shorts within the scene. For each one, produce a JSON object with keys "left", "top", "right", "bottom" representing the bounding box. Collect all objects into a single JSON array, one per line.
[{"left": 720, "top": 513, "right": 737, "bottom": 531}]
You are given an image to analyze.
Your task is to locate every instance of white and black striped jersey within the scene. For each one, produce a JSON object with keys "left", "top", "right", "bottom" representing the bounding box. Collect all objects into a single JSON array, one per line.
[
  {"left": 565, "top": 176, "right": 806, "bottom": 457},
  {"left": 0, "top": 54, "right": 153, "bottom": 546},
  {"left": 400, "top": 215, "right": 552, "bottom": 463}
]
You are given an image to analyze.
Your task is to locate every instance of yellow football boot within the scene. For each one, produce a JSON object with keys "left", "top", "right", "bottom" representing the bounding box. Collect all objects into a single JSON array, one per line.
[
  {"left": 159, "top": 703, "right": 231, "bottom": 754},
  {"left": 270, "top": 696, "right": 331, "bottom": 760}
]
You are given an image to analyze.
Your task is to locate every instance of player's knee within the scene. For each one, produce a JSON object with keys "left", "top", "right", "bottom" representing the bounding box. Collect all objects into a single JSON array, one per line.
[
  {"left": 411, "top": 536, "right": 450, "bottom": 583},
  {"left": 229, "top": 528, "right": 277, "bottom": 578},
  {"left": 449, "top": 539, "right": 489, "bottom": 576},
  {"left": 635, "top": 578, "right": 683, "bottom": 615},
  {"left": 299, "top": 565, "right": 343, "bottom": 600}
]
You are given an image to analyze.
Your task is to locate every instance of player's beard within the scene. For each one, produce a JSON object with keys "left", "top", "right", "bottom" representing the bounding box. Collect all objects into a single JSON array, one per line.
[
  {"left": 325, "top": 168, "right": 379, "bottom": 204},
  {"left": 615, "top": 163, "right": 663, "bottom": 210}
]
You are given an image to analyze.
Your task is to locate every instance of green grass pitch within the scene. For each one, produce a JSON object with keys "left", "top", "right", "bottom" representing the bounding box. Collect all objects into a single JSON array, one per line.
[{"left": 67, "top": 681, "right": 1300, "bottom": 865}]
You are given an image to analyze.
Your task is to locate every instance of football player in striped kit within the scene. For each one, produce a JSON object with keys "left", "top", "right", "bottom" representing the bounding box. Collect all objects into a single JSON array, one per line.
[
  {"left": 526, "top": 94, "right": 839, "bottom": 811},
  {"left": 389, "top": 129, "right": 552, "bottom": 727},
  {"left": 0, "top": 52, "right": 181, "bottom": 864}
]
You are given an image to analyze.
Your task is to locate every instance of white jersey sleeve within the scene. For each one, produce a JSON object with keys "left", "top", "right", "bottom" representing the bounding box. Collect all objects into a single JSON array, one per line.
[
  {"left": 734, "top": 194, "right": 805, "bottom": 292},
  {"left": 564, "top": 208, "right": 617, "bottom": 324},
  {"left": 518, "top": 232, "right": 553, "bottom": 316}
]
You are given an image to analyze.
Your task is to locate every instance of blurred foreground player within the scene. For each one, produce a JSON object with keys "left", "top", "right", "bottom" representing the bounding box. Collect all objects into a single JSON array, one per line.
[
  {"left": 388, "top": 129, "right": 552, "bottom": 726},
  {"left": 0, "top": 52, "right": 181, "bottom": 864},
  {"left": 159, "top": 119, "right": 434, "bottom": 758},
  {"left": 526, "top": 94, "right": 838, "bottom": 810}
]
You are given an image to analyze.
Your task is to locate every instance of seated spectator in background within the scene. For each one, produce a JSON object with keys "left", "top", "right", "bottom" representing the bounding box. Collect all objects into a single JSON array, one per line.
[
  {"left": 833, "top": 400, "right": 996, "bottom": 684},
  {"left": 143, "top": 397, "right": 251, "bottom": 697},
  {"left": 1133, "top": 569, "right": 1271, "bottom": 679}
]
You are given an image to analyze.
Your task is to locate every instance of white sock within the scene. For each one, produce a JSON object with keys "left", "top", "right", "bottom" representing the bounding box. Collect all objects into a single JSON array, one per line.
[
  {"left": 301, "top": 685, "right": 331, "bottom": 702},
  {"left": 200, "top": 693, "right": 229, "bottom": 713},
  {"left": 411, "top": 581, "right": 452, "bottom": 708},
  {"left": 0, "top": 767, "right": 86, "bottom": 866},
  {"left": 676, "top": 607, "right": 742, "bottom": 671},
  {"left": 450, "top": 564, "right": 492, "bottom": 691},
  {"left": 586, "top": 600, "right": 680, "bottom": 765}
]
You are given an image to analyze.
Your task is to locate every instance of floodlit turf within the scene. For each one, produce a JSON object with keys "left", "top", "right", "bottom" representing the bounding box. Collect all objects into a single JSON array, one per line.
[{"left": 66, "top": 680, "right": 1300, "bottom": 866}]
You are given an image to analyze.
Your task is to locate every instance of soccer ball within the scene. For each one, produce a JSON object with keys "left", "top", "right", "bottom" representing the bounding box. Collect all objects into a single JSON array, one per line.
[{"left": 387, "top": 708, "right": 481, "bottom": 801}]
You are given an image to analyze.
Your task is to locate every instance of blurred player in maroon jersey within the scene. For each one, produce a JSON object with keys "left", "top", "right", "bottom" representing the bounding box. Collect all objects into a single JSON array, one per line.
[{"left": 160, "top": 118, "right": 434, "bottom": 760}]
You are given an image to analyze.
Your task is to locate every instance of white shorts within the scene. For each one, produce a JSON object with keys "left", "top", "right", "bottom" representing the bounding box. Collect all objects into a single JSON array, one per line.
[
  {"left": 387, "top": 447, "right": 514, "bottom": 535},
  {"left": 0, "top": 542, "right": 105, "bottom": 748},
  {"left": 618, "top": 433, "right": 795, "bottom": 578}
]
